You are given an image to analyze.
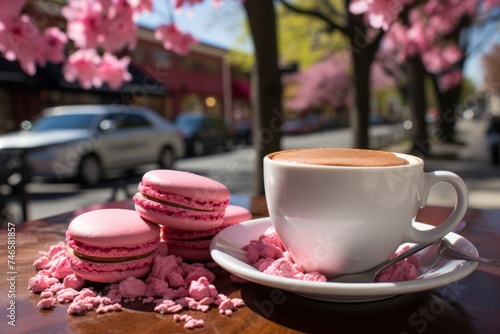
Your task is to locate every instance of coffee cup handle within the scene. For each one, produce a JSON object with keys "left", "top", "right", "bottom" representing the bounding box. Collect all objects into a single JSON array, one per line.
[{"left": 406, "top": 171, "right": 468, "bottom": 244}]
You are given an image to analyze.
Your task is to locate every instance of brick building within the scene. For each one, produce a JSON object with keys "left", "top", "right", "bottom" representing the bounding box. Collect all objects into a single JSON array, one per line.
[{"left": 0, "top": 27, "right": 250, "bottom": 134}]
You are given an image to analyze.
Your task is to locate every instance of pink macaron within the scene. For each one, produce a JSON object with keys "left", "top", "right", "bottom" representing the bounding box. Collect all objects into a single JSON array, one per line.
[
  {"left": 161, "top": 205, "right": 252, "bottom": 261},
  {"left": 66, "top": 209, "right": 160, "bottom": 283},
  {"left": 133, "top": 170, "right": 230, "bottom": 230}
]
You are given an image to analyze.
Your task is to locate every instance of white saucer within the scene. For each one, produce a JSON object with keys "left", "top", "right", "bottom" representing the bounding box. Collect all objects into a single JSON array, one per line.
[{"left": 209, "top": 217, "right": 478, "bottom": 302}]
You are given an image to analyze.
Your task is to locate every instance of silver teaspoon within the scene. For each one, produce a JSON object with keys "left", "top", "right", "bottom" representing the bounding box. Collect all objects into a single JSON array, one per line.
[
  {"left": 329, "top": 221, "right": 467, "bottom": 283},
  {"left": 438, "top": 238, "right": 499, "bottom": 267}
]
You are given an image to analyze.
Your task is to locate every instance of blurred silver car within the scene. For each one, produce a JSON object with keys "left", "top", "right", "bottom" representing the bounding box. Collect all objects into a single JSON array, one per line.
[{"left": 0, "top": 105, "right": 185, "bottom": 186}]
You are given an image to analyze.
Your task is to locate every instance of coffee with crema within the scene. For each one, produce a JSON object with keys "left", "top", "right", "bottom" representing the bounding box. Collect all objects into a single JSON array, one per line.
[{"left": 269, "top": 148, "right": 409, "bottom": 167}]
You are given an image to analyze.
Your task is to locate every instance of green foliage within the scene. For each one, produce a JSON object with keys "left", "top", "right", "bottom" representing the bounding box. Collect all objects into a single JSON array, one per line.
[
  {"left": 277, "top": 2, "right": 349, "bottom": 69},
  {"left": 226, "top": 0, "right": 350, "bottom": 72},
  {"left": 225, "top": 49, "right": 253, "bottom": 72}
]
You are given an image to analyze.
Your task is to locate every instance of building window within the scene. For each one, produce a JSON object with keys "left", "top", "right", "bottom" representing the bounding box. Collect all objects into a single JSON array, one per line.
[
  {"left": 132, "top": 46, "right": 147, "bottom": 64},
  {"left": 181, "top": 94, "right": 203, "bottom": 112},
  {"left": 151, "top": 49, "right": 171, "bottom": 69}
]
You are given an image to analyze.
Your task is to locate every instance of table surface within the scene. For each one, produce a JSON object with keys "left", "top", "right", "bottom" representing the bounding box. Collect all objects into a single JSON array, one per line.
[{"left": 1, "top": 197, "right": 499, "bottom": 334}]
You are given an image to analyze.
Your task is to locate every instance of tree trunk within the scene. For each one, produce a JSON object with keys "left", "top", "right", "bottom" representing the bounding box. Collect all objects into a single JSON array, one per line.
[
  {"left": 431, "top": 74, "right": 462, "bottom": 143},
  {"left": 350, "top": 48, "right": 371, "bottom": 149},
  {"left": 346, "top": 14, "right": 379, "bottom": 149},
  {"left": 243, "top": 0, "right": 283, "bottom": 195},
  {"left": 406, "top": 56, "right": 431, "bottom": 156}
]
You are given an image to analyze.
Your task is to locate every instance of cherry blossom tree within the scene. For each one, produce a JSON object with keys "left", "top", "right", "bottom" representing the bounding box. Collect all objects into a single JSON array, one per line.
[
  {"left": 286, "top": 54, "right": 352, "bottom": 113},
  {"left": 352, "top": 0, "right": 500, "bottom": 153},
  {"left": 279, "top": 0, "right": 500, "bottom": 154},
  {"left": 0, "top": 0, "right": 197, "bottom": 90}
]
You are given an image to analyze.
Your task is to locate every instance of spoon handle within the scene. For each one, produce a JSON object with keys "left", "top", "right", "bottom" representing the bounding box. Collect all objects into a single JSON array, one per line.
[
  {"left": 440, "top": 244, "right": 500, "bottom": 267},
  {"left": 375, "top": 221, "right": 467, "bottom": 271}
]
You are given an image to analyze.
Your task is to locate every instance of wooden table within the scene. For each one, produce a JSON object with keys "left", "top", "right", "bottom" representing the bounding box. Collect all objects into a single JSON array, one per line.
[{"left": 1, "top": 197, "right": 499, "bottom": 334}]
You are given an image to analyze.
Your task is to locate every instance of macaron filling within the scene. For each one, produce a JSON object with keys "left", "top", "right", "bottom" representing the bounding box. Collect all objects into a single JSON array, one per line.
[
  {"left": 70, "top": 248, "right": 157, "bottom": 263},
  {"left": 67, "top": 251, "right": 155, "bottom": 274},
  {"left": 66, "top": 233, "right": 160, "bottom": 259},
  {"left": 141, "top": 194, "right": 214, "bottom": 212},
  {"left": 134, "top": 193, "right": 226, "bottom": 221},
  {"left": 138, "top": 182, "right": 229, "bottom": 211}
]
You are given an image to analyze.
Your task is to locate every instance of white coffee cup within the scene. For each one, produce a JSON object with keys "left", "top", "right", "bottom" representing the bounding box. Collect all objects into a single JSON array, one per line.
[{"left": 263, "top": 148, "right": 468, "bottom": 278}]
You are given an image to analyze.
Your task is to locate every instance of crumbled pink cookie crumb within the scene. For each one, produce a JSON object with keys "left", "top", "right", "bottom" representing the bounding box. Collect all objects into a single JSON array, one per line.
[
  {"left": 243, "top": 228, "right": 286, "bottom": 265},
  {"left": 374, "top": 245, "right": 420, "bottom": 282},
  {"left": 46, "top": 251, "right": 73, "bottom": 279},
  {"left": 63, "top": 274, "right": 85, "bottom": 290},
  {"left": 263, "top": 258, "right": 299, "bottom": 278},
  {"left": 33, "top": 255, "right": 50, "bottom": 270},
  {"left": 154, "top": 299, "right": 183, "bottom": 314},
  {"left": 56, "top": 288, "right": 79, "bottom": 303},
  {"left": 37, "top": 297, "right": 57, "bottom": 309},
  {"left": 28, "top": 273, "right": 59, "bottom": 293},
  {"left": 174, "top": 314, "right": 205, "bottom": 329},
  {"left": 46, "top": 243, "right": 67, "bottom": 258},
  {"left": 188, "top": 277, "right": 217, "bottom": 301},
  {"left": 243, "top": 230, "right": 420, "bottom": 283},
  {"left": 40, "top": 290, "right": 53, "bottom": 298},
  {"left": 30, "top": 241, "right": 248, "bottom": 329},
  {"left": 96, "top": 303, "right": 122, "bottom": 314},
  {"left": 119, "top": 277, "right": 147, "bottom": 299}
]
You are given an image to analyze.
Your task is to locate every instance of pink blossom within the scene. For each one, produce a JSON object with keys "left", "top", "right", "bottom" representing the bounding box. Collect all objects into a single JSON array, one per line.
[
  {"left": 349, "top": 0, "right": 413, "bottom": 30},
  {"left": 286, "top": 54, "right": 351, "bottom": 112},
  {"left": 438, "top": 69, "right": 462, "bottom": 92},
  {"left": 62, "top": 0, "right": 137, "bottom": 52},
  {"left": 38, "top": 27, "right": 68, "bottom": 66},
  {"left": 405, "top": 21, "right": 430, "bottom": 56},
  {"left": 0, "top": 15, "right": 40, "bottom": 75},
  {"left": 127, "top": 0, "right": 154, "bottom": 13},
  {"left": 173, "top": 0, "right": 204, "bottom": 9},
  {"left": 63, "top": 49, "right": 102, "bottom": 89},
  {"left": 421, "top": 45, "right": 462, "bottom": 73},
  {"left": 103, "top": 0, "right": 137, "bottom": 52},
  {"left": 98, "top": 53, "right": 132, "bottom": 90},
  {"left": 62, "top": 0, "right": 107, "bottom": 49},
  {"left": 0, "top": 0, "right": 26, "bottom": 19},
  {"left": 154, "top": 24, "right": 197, "bottom": 55}
]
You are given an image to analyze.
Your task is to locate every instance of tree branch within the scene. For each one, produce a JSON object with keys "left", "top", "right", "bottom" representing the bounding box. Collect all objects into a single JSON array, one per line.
[{"left": 277, "top": 0, "right": 348, "bottom": 35}]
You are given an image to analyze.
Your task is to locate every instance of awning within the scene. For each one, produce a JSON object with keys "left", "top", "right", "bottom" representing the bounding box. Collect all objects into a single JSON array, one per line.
[
  {"left": 41, "top": 63, "right": 167, "bottom": 95},
  {"left": 0, "top": 58, "right": 39, "bottom": 85},
  {"left": 0, "top": 57, "right": 167, "bottom": 95},
  {"left": 232, "top": 80, "right": 250, "bottom": 98}
]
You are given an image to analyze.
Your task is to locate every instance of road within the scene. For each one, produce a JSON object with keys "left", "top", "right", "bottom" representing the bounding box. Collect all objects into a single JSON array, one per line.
[{"left": 15, "top": 123, "right": 409, "bottom": 221}]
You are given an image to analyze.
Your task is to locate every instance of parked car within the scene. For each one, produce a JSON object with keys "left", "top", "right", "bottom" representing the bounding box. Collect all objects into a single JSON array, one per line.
[
  {"left": 233, "top": 119, "right": 252, "bottom": 145},
  {"left": 0, "top": 105, "right": 185, "bottom": 186},
  {"left": 282, "top": 117, "right": 308, "bottom": 135},
  {"left": 175, "top": 112, "right": 233, "bottom": 156}
]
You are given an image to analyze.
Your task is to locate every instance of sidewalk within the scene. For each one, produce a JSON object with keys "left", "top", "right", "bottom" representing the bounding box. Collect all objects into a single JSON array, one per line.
[{"left": 386, "top": 118, "right": 500, "bottom": 209}]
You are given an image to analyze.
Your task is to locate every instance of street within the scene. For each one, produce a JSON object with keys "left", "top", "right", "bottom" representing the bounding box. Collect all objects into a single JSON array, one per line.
[
  {"left": 13, "top": 120, "right": 500, "bottom": 221},
  {"left": 16, "top": 123, "right": 404, "bottom": 221}
]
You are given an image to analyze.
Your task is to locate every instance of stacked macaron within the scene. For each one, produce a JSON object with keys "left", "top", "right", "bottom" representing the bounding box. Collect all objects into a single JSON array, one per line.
[
  {"left": 162, "top": 204, "right": 252, "bottom": 260},
  {"left": 66, "top": 209, "right": 160, "bottom": 283},
  {"left": 133, "top": 170, "right": 251, "bottom": 260},
  {"left": 133, "top": 170, "right": 230, "bottom": 230}
]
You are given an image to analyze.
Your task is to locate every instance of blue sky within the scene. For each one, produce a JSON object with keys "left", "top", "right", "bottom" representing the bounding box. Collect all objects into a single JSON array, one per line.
[
  {"left": 137, "top": 0, "right": 249, "bottom": 51},
  {"left": 138, "top": 0, "right": 497, "bottom": 85}
]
